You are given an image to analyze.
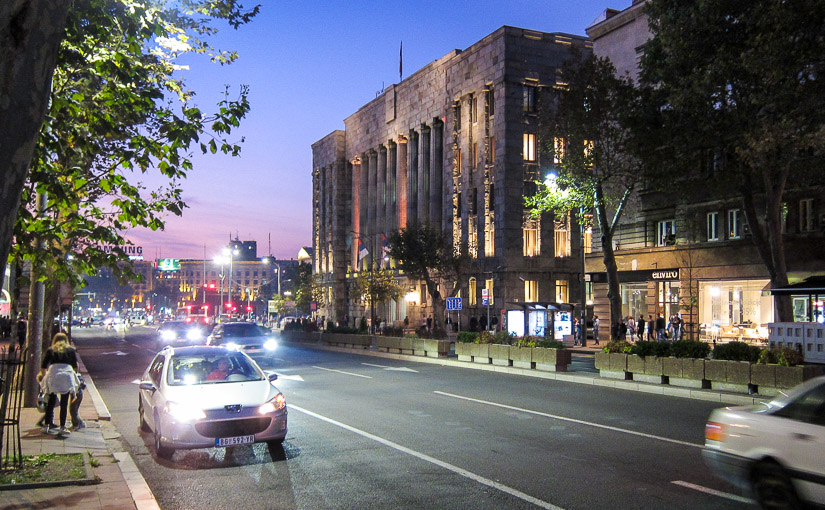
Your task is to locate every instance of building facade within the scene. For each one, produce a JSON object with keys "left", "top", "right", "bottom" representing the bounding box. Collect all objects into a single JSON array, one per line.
[{"left": 313, "top": 26, "right": 592, "bottom": 330}]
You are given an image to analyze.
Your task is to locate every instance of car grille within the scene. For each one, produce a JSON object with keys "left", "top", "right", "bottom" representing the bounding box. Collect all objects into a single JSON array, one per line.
[{"left": 195, "top": 418, "right": 271, "bottom": 438}]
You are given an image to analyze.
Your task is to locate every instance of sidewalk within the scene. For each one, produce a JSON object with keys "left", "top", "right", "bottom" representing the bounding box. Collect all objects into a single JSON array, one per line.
[{"left": 0, "top": 344, "right": 158, "bottom": 510}]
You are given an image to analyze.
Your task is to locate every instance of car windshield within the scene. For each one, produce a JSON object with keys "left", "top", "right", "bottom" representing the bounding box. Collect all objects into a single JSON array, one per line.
[
  {"left": 166, "top": 352, "right": 263, "bottom": 385},
  {"left": 223, "top": 324, "right": 265, "bottom": 338}
]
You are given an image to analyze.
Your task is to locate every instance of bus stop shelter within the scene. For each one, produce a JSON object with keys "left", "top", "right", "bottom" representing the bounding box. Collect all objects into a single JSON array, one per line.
[{"left": 506, "top": 302, "right": 575, "bottom": 340}]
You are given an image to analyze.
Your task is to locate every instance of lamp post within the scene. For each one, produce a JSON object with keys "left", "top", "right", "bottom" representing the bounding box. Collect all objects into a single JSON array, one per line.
[{"left": 224, "top": 247, "right": 239, "bottom": 318}]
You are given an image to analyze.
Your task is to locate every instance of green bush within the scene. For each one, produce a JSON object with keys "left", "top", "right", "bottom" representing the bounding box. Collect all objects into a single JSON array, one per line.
[
  {"left": 630, "top": 340, "right": 670, "bottom": 357},
  {"left": 602, "top": 340, "right": 632, "bottom": 353},
  {"left": 669, "top": 340, "right": 711, "bottom": 359},
  {"left": 358, "top": 317, "right": 368, "bottom": 334},
  {"left": 537, "top": 339, "right": 565, "bottom": 349},
  {"left": 494, "top": 330, "right": 514, "bottom": 344},
  {"left": 404, "top": 333, "right": 419, "bottom": 339},
  {"left": 457, "top": 331, "right": 478, "bottom": 343},
  {"left": 478, "top": 330, "right": 498, "bottom": 344},
  {"left": 382, "top": 326, "right": 404, "bottom": 337},
  {"left": 759, "top": 347, "right": 804, "bottom": 367},
  {"left": 327, "top": 325, "right": 360, "bottom": 334},
  {"left": 713, "top": 341, "right": 761, "bottom": 363}
]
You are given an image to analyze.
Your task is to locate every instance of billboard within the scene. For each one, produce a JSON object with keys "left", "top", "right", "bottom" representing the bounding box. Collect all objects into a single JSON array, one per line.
[{"left": 156, "top": 259, "right": 181, "bottom": 271}]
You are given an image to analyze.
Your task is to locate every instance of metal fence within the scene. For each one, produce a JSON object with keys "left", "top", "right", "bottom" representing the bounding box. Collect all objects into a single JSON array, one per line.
[{"left": 0, "top": 346, "right": 27, "bottom": 470}]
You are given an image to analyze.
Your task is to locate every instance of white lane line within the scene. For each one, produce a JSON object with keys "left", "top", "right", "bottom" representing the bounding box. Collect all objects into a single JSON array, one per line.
[
  {"left": 363, "top": 362, "right": 389, "bottom": 368},
  {"left": 312, "top": 366, "right": 372, "bottom": 379},
  {"left": 289, "top": 404, "right": 563, "bottom": 510},
  {"left": 434, "top": 391, "right": 700, "bottom": 449},
  {"left": 672, "top": 481, "right": 754, "bottom": 504},
  {"left": 362, "top": 363, "right": 419, "bottom": 373}
]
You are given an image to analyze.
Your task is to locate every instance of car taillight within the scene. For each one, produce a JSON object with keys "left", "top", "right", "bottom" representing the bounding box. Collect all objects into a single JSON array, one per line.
[{"left": 705, "top": 421, "right": 726, "bottom": 442}]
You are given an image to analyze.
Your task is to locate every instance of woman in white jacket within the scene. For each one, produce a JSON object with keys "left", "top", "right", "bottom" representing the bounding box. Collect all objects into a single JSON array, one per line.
[{"left": 38, "top": 333, "right": 79, "bottom": 436}]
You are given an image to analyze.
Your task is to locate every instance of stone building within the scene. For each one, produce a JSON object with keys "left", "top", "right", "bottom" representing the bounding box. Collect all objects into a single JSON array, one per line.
[
  {"left": 584, "top": 1, "right": 825, "bottom": 343},
  {"left": 312, "top": 26, "right": 592, "bottom": 331}
]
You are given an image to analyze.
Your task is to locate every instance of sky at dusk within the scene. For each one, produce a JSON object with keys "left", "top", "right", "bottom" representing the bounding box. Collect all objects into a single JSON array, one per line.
[{"left": 127, "top": 0, "right": 622, "bottom": 262}]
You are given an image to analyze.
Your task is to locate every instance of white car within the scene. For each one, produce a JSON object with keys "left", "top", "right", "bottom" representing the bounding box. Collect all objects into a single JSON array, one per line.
[
  {"left": 703, "top": 375, "right": 825, "bottom": 509},
  {"left": 138, "top": 346, "right": 287, "bottom": 460}
]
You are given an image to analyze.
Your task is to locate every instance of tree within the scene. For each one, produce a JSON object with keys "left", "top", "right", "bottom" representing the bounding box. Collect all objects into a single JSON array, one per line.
[
  {"left": 350, "top": 265, "right": 403, "bottom": 332},
  {"left": 639, "top": 0, "right": 825, "bottom": 321},
  {"left": 292, "top": 261, "right": 313, "bottom": 315},
  {"left": 526, "top": 54, "right": 640, "bottom": 338},
  {"left": 387, "top": 222, "right": 470, "bottom": 336}
]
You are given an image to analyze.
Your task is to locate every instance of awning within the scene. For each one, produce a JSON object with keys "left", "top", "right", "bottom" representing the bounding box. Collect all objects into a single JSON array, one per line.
[
  {"left": 769, "top": 276, "right": 825, "bottom": 295},
  {"left": 506, "top": 301, "right": 575, "bottom": 312}
]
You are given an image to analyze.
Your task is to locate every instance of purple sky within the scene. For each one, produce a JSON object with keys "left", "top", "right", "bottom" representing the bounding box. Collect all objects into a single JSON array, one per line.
[{"left": 127, "top": 0, "right": 621, "bottom": 262}]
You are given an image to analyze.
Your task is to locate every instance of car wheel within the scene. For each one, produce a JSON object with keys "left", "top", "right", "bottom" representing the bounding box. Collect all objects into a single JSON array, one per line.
[
  {"left": 266, "top": 438, "right": 284, "bottom": 448},
  {"left": 153, "top": 413, "right": 175, "bottom": 460},
  {"left": 753, "top": 462, "right": 801, "bottom": 510},
  {"left": 138, "top": 398, "right": 150, "bottom": 433}
]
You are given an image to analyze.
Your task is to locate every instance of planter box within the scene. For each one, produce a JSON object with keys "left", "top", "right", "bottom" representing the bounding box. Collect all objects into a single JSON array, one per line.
[
  {"left": 627, "top": 354, "right": 645, "bottom": 374},
  {"left": 609, "top": 353, "right": 628, "bottom": 372},
  {"left": 628, "top": 355, "right": 666, "bottom": 384},
  {"left": 399, "top": 336, "right": 414, "bottom": 354},
  {"left": 594, "top": 351, "right": 610, "bottom": 371},
  {"left": 323, "top": 332, "right": 371, "bottom": 349},
  {"left": 413, "top": 339, "right": 450, "bottom": 358},
  {"left": 489, "top": 344, "right": 511, "bottom": 366},
  {"left": 471, "top": 343, "right": 491, "bottom": 364},
  {"left": 533, "top": 347, "right": 571, "bottom": 372},
  {"left": 509, "top": 346, "right": 534, "bottom": 369},
  {"left": 663, "top": 358, "right": 708, "bottom": 389},
  {"left": 707, "top": 360, "right": 751, "bottom": 393},
  {"left": 662, "top": 357, "right": 682, "bottom": 378},
  {"left": 644, "top": 356, "right": 664, "bottom": 376},
  {"left": 375, "top": 336, "right": 401, "bottom": 353},
  {"left": 776, "top": 365, "right": 825, "bottom": 389},
  {"left": 727, "top": 361, "right": 751, "bottom": 385},
  {"left": 455, "top": 342, "right": 473, "bottom": 362},
  {"left": 704, "top": 359, "right": 727, "bottom": 382},
  {"left": 750, "top": 364, "right": 776, "bottom": 390}
]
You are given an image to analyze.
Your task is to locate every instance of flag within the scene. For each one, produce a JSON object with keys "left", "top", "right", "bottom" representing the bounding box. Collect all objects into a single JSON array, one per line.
[
  {"left": 381, "top": 233, "right": 389, "bottom": 259},
  {"left": 399, "top": 41, "right": 403, "bottom": 81},
  {"left": 358, "top": 239, "right": 369, "bottom": 261}
]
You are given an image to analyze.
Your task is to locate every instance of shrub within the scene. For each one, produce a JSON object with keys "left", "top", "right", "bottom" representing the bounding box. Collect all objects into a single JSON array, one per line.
[
  {"left": 494, "top": 330, "right": 514, "bottom": 344},
  {"left": 326, "top": 320, "right": 334, "bottom": 330},
  {"left": 457, "top": 331, "right": 478, "bottom": 343},
  {"left": 602, "top": 340, "right": 632, "bottom": 353},
  {"left": 403, "top": 333, "right": 419, "bottom": 339},
  {"left": 382, "top": 326, "right": 404, "bottom": 337},
  {"left": 630, "top": 340, "right": 670, "bottom": 357},
  {"left": 514, "top": 336, "right": 536, "bottom": 348},
  {"left": 669, "top": 340, "right": 711, "bottom": 359},
  {"left": 327, "top": 325, "right": 360, "bottom": 334},
  {"left": 713, "top": 341, "right": 761, "bottom": 363},
  {"left": 358, "top": 317, "right": 368, "bottom": 334},
  {"left": 431, "top": 327, "right": 448, "bottom": 339},
  {"left": 478, "top": 330, "right": 498, "bottom": 344},
  {"left": 536, "top": 339, "right": 565, "bottom": 349},
  {"left": 759, "top": 347, "right": 804, "bottom": 367}
]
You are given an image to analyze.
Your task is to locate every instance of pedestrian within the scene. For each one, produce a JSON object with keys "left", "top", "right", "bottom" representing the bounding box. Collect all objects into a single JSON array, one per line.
[
  {"left": 655, "top": 313, "right": 667, "bottom": 342},
  {"left": 38, "top": 332, "right": 80, "bottom": 436},
  {"left": 593, "top": 315, "right": 600, "bottom": 345},
  {"left": 647, "top": 314, "right": 655, "bottom": 340},
  {"left": 573, "top": 317, "right": 580, "bottom": 345},
  {"left": 404, "top": 316, "right": 409, "bottom": 330},
  {"left": 16, "top": 316, "right": 26, "bottom": 352},
  {"left": 627, "top": 315, "right": 636, "bottom": 342},
  {"left": 426, "top": 315, "right": 433, "bottom": 332},
  {"left": 637, "top": 315, "right": 646, "bottom": 343}
]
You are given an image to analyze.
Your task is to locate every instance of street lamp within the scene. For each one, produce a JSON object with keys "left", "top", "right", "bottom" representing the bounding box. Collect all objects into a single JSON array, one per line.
[{"left": 223, "top": 247, "right": 239, "bottom": 318}]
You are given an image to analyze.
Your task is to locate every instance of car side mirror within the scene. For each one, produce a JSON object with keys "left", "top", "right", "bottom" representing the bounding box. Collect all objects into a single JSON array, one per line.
[
  {"left": 139, "top": 381, "right": 156, "bottom": 392},
  {"left": 268, "top": 373, "right": 278, "bottom": 381}
]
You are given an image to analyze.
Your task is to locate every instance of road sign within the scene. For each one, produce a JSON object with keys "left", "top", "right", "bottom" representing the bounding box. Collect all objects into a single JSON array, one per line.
[
  {"left": 482, "top": 297, "right": 489, "bottom": 306},
  {"left": 446, "top": 297, "right": 462, "bottom": 310},
  {"left": 482, "top": 288, "right": 489, "bottom": 298}
]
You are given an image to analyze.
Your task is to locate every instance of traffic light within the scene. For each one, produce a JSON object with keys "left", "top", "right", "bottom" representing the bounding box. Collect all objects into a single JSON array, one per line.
[{"left": 246, "top": 306, "right": 252, "bottom": 312}]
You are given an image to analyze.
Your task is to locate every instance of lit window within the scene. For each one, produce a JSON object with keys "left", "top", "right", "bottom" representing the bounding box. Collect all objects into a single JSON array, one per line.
[
  {"left": 523, "top": 227, "right": 539, "bottom": 257},
  {"left": 489, "top": 136, "right": 495, "bottom": 163},
  {"left": 553, "top": 137, "right": 565, "bottom": 165},
  {"left": 657, "top": 220, "right": 675, "bottom": 246},
  {"left": 800, "top": 199, "right": 814, "bottom": 232},
  {"left": 583, "top": 139, "right": 594, "bottom": 166},
  {"left": 525, "top": 280, "right": 538, "bottom": 302},
  {"left": 455, "top": 147, "right": 462, "bottom": 176},
  {"left": 523, "top": 133, "right": 536, "bottom": 162},
  {"left": 555, "top": 280, "right": 568, "bottom": 303},
  {"left": 583, "top": 214, "right": 593, "bottom": 254},
  {"left": 469, "top": 278, "right": 477, "bottom": 306},
  {"left": 555, "top": 213, "right": 570, "bottom": 257},
  {"left": 728, "top": 209, "right": 742, "bottom": 239},
  {"left": 485, "top": 279, "right": 495, "bottom": 305},
  {"left": 485, "top": 225, "right": 495, "bottom": 257},
  {"left": 707, "top": 212, "right": 719, "bottom": 241}
]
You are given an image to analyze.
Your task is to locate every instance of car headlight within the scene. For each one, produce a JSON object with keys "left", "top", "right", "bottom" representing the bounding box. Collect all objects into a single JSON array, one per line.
[
  {"left": 259, "top": 393, "right": 286, "bottom": 414},
  {"left": 165, "top": 401, "right": 206, "bottom": 422},
  {"left": 186, "top": 329, "right": 203, "bottom": 341},
  {"left": 161, "top": 330, "right": 176, "bottom": 341},
  {"left": 225, "top": 342, "right": 239, "bottom": 351},
  {"left": 264, "top": 339, "right": 278, "bottom": 351}
]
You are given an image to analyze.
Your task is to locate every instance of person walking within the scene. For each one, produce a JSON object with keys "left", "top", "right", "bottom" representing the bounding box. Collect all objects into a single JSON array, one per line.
[
  {"left": 573, "top": 317, "right": 580, "bottom": 346},
  {"left": 38, "top": 332, "right": 80, "bottom": 436},
  {"left": 627, "top": 315, "right": 636, "bottom": 342},
  {"left": 647, "top": 314, "right": 655, "bottom": 340},
  {"left": 592, "top": 315, "right": 600, "bottom": 345},
  {"left": 637, "top": 315, "right": 646, "bottom": 343},
  {"left": 655, "top": 313, "right": 667, "bottom": 342}
]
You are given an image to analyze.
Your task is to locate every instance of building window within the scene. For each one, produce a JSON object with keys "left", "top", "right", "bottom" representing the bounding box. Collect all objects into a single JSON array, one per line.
[
  {"left": 728, "top": 209, "right": 742, "bottom": 239},
  {"left": 525, "top": 280, "right": 538, "bottom": 302},
  {"left": 455, "top": 147, "right": 461, "bottom": 176},
  {"left": 553, "top": 137, "right": 565, "bottom": 165},
  {"left": 781, "top": 202, "right": 789, "bottom": 233},
  {"left": 470, "top": 95, "right": 478, "bottom": 124},
  {"left": 555, "top": 213, "right": 570, "bottom": 257},
  {"left": 454, "top": 101, "right": 461, "bottom": 127},
  {"left": 523, "top": 85, "right": 536, "bottom": 112},
  {"left": 707, "top": 212, "right": 719, "bottom": 241},
  {"left": 657, "top": 220, "right": 675, "bottom": 246},
  {"left": 583, "top": 139, "right": 594, "bottom": 166},
  {"left": 469, "top": 277, "right": 477, "bottom": 306},
  {"left": 468, "top": 216, "right": 478, "bottom": 259},
  {"left": 472, "top": 142, "right": 478, "bottom": 169},
  {"left": 523, "top": 133, "right": 536, "bottom": 162},
  {"left": 523, "top": 227, "right": 539, "bottom": 257},
  {"left": 486, "top": 88, "right": 495, "bottom": 117},
  {"left": 488, "top": 136, "right": 495, "bottom": 164},
  {"left": 489, "top": 184, "right": 495, "bottom": 211},
  {"left": 485, "top": 279, "right": 494, "bottom": 305},
  {"left": 457, "top": 191, "right": 462, "bottom": 217},
  {"left": 555, "top": 280, "right": 568, "bottom": 303},
  {"left": 800, "top": 199, "right": 814, "bottom": 232},
  {"left": 485, "top": 225, "right": 495, "bottom": 257}
]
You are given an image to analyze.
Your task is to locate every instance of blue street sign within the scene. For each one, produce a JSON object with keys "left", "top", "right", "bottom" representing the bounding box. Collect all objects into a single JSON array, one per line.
[
  {"left": 446, "top": 297, "right": 462, "bottom": 310},
  {"left": 482, "top": 297, "right": 489, "bottom": 306}
]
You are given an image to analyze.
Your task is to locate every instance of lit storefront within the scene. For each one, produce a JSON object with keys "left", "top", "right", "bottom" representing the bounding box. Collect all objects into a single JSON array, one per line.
[{"left": 698, "top": 279, "right": 772, "bottom": 343}]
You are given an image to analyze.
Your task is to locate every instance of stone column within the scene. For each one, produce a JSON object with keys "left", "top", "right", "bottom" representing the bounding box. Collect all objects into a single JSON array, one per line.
[
  {"left": 407, "top": 130, "right": 418, "bottom": 225},
  {"left": 369, "top": 149, "right": 379, "bottom": 260},
  {"left": 431, "top": 118, "right": 444, "bottom": 229},
  {"left": 351, "top": 156, "right": 362, "bottom": 269},
  {"left": 419, "top": 124, "right": 431, "bottom": 224},
  {"left": 395, "top": 137, "right": 407, "bottom": 230},
  {"left": 377, "top": 145, "right": 386, "bottom": 237},
  {"left": 386, "top": 141, "right": 397, "bottom": 234}
]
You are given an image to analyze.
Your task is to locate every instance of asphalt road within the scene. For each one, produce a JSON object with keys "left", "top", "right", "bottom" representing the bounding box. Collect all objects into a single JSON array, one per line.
[{"left": 73, "top": 326, "right": 752, "bottom": 510}]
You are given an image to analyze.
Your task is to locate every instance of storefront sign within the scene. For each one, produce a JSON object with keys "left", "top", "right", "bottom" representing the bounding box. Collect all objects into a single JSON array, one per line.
[{"left": 589, "top": 268, "right": 680, "bottom": 283}]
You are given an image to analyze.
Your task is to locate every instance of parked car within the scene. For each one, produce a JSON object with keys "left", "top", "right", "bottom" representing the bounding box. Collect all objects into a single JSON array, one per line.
[
  {"left": 206, "top": 322, "right": 278, "bottom": 360},
  {"left": 703, "top": 375, "right": 825, "bottom": 509},
  {"left": 137, "top": 345, "right": 287, "bottom": 460},
  {"left": 156, "top": 320, "right": 209, "bottom": 351}
]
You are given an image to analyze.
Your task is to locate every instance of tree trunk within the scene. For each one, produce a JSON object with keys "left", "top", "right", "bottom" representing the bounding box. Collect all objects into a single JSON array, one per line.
[
  {"left": 0, "top": 1, "right": 72, "bottom": 291},
  {"left": 595, "top": 184, "right": 624, "bottom": 340}
]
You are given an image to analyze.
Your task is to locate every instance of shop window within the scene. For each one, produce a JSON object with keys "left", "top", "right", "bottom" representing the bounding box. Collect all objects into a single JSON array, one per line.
[
  {"left": 523, "top": 227, "right": 539, "bottom": 257},
  {"left": 525, "top": 280, "right": 538, "bottom": 302},
  {"left": 523, "top": 133, "right": 536, "bottom": 162},
  {"left": 523, "top": 85, "right": 536, "bottom": 112},
  {"left": 555, "top": 280, "right": 568, "bottom": 303},
  {"left": 657, "top": 220, "right": 675, "bottom": 246},
  {"left": 622, "top": 283, "right": 648, "bottom": 322},
  {"left": 707, "top": 212, "right": 719, "bottom": 241},
  {"left": 469, "top": 277, "right": 477, "bottom": 306},
  {"left": 485, "top": 279, "right": 495, "bottom": 305},
  {"left": 657, "top": 281, "right": 681, "bottom": 321},
  {"left": 800, "top": 198, "right": 815, "bottom": 232},
  {"left": 728, "top": 209, "right": 742, "bottom": 239}
]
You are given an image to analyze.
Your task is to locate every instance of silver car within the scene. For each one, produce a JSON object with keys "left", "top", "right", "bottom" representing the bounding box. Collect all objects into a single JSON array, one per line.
[
  {"left": 206, "top": 322, "right": 278, "bottom": 360},
  {"left": 138, "top": 346, "right": 287, "bottom": 460},
  {"left": 155, "top": 320, "right": 209, "bottom": 350}
]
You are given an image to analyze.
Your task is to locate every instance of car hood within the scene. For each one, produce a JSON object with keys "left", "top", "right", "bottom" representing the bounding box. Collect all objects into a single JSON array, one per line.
[{"left": 163, "top": 380, "right": 280, "bottom": 409}]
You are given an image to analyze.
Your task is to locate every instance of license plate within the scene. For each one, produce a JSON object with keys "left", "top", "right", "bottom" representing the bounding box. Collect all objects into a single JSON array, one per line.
[{"left": 216, "top": 435, "right": 254, "bottom": 447}]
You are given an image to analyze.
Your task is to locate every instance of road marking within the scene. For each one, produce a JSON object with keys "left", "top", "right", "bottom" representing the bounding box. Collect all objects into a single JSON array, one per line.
[
  {"left": 434, "top": 391, "right": 701, "bottom": 449},
  {"left": 671, "top": 481, "right": 754, "bottom": 504},
  {"left": 289, "top": 404, "right": 563, "bottom": 510},
  {"left": 362, "top": 363, "right": 418, "bottom": 373},
  {"left": 312, "top": 366, "right": 372, "bottom": 379},
  {"left": 101, "top": 350, "right": 129, "bottom": 356},
  {"left": 273, "top": 373, "right": 305, "bottom": 381}
]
